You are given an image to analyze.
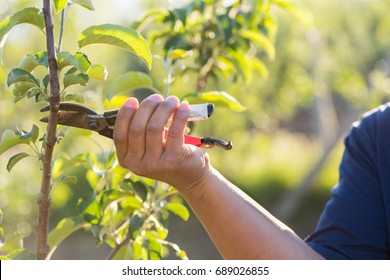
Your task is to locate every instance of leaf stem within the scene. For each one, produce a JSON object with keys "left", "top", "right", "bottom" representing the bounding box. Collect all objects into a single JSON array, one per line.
[
  {"left": 36, "top": 0, "right": 61, "bottom": 260},
  {"left": 57, "top": 6, "right": 70, "bottom": 52}
]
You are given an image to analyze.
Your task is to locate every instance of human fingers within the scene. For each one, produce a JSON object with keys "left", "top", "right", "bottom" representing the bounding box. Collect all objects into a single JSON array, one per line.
[
  {"left": 126, "top": 94, "right": 164, "bottom": 162},
  {"left": 164, "top": 101, "right": 190, "bottom": 153},
  {"left": 145, "top": 96, "right": 180, "bottom": 158},
  {"left": 113, "top": 98, "right": 139, "bottom": 162}
]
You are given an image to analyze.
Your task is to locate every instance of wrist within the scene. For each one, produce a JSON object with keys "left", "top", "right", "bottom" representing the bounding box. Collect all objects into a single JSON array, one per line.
[{"left": 179, "top": 165, "right": 219, "bottom": 203}]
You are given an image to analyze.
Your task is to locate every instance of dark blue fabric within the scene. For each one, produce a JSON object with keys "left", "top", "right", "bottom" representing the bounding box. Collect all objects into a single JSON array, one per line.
[{"left": 305, "top": 104, "right": 390, "bottom": 259}]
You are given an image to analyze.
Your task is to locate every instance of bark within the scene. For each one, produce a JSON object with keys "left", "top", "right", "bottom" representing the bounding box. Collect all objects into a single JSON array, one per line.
[{"left": 36, "top": 0, "right": 60, "bottom": 260}]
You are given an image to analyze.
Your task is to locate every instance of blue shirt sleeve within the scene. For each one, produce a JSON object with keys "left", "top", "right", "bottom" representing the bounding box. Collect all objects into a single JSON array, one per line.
[{"left": 305, "top": 105, "right": 390, "bottom": 259}]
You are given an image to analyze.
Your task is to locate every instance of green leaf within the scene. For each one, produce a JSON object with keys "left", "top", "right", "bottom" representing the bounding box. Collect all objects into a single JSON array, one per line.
[
  {"left": 87, "top": 64, "right": 107, "bottom": 80},
  {"left": 272, "top": 0, "right": 313, "bottom": 27},
  {"left": 47, "top": 216, "right": 87, "bottom": 258},
  {"left": 12, "top": 82, "right": 39, "bottom": 102},
  {"left": 106, "top": 71, "right": 155, "bottom": 100},
  {"left": 168, "top": 49, "right": 193, "bottom": 61},
  {"left": 63, "top": 72, "right": 89, "bottom": 89},
  {"left": 59, "top": 176, "right": 78, "bottom": 184},
  {"left": 0, "top": 7, "right": 45, "bottom": 52},
  {"left": 239, "top": 29, "right": 276, "bottom": 60},
  {"left": 53, "top": 0, "right": 69, "bottom": 13},
  {"left": 8, "top": 249, "right": 36, "bottom": 260},
  {"left": 0, "top": 231, "right": 23, "bottom": 253},
  {"left": 0, "top": 209, "right": 3, "bottom": 237},
  {"left": 63, "top": 93, "right": 86, "bottom": 103},
  {"left": 229, "top": 49, "right": 251, "bottom": 82},
  {"left": 57, "top": 51, "right": 78, "bottom": 71},
  {"left": 18, "top": 124, "right": 39, "bottom": 142},
  {"left": 184, "top": 91, "right": 247, "bottom": 112},
  {"left": 78, "top": 194, "right": 101, "bottom": 224},
  {"left": 250, "top": 57, "right": 269, "bottom": 79},
  {"left": 74, "top": 52, "right": 91, "bottom": 73},
  {"left": 18, "top": 54, "right": 40, "bottom": 72},
  {"left": 58, "top": 52, "right": 92, "bottom": 73},
  {"left": 7, "top": 68, "right": 40, "bottom": 87},
  {"left": 129, "top": 213, "right": 144, "bottom": 239},
  {"left": 0, "top": 132, "right": 29, "bottom": 156},
  {"left": 7, "top": 153, "right": 30, "bottom": 172},
  {"left": 148, "top": 239, "right": 162, "bottom": 260},
  {"left": 164, "top": 203, "right": 190, "bottom": 221},
  {"left": 73, "top": 0, "right": 95, "bottom": 10},
  {"left": 78, "top": 24, "right": 152, "bottom": 70}
]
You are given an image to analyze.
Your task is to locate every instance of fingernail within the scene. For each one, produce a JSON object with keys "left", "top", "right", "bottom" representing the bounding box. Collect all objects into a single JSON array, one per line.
[
  {"left": 124, "top": 98, "right": 138, "bottom": 109},
  {"left": 178, "top": 101, "right": 190, "bottom": 111},
  {"left": 148, "top": 93, "right": 164, "bottom": 101}
]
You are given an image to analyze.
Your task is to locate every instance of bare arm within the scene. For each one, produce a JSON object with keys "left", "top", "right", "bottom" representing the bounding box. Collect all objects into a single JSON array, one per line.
[{"left": 113, "top": 94, "right": 324, "bottom": 260}]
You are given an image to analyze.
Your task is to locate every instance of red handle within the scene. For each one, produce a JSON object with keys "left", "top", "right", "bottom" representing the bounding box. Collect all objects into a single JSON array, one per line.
[
  {"left": 183, "top": 134, "right": 202, "bottom": 147},
  {"left": 163, "top": 128, "right": 202, "bottom": 147}
]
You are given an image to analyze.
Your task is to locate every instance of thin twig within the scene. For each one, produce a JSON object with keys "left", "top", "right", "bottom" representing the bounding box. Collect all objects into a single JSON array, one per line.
[
  {"left": 106, "top": 236, "right": 131, "bottom": 260},
  {"left": 36, "top": 0, "right": 61, "bottom": 260}
]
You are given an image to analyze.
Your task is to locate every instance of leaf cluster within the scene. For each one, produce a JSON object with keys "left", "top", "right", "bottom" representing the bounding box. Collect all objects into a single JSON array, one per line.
[{"left": 48, "top": 152, "right": 189, "bottom": 260}]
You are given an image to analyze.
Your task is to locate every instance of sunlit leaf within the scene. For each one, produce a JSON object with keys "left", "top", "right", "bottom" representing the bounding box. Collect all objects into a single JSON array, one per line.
[
  {"left": 47, "top": 216, "right": 87, "bottom": 258},
  {"left": 239, "top": 29, "right": 276, "bottom": 60},
  {"left": 133, "top": 235, "right": 144, "bottom": 260},
  {"left": 0, "top": 231, "right": 23, "bottom": 253},
  {"left": 53, "top": 0, "right": 69, "bottom": 13},
  {"left": 0, "top": 209, "right": 3, "bottom": 237},
  {"left": 78, "top": 24, "right": 152, "bottom": 70},
  {"left": 73, "top": 0, "right": 95, "bottom": 10},
  {"left": 138, "top": 9, "right": 169, "bottom": 27},
  {"left": 0, "top": 132, "right": 29, "bottom": 156},
  {"left": 150, "top": 215, "right": 168, "bottom": 239},
  {"left": 7, "top": 68, "right": 40, "bottom": 87},
  {"left": 80, "top": 197, "right": 101, "bottom": 224},
  {"left": 87, "top": 64, "right": 107, "bottom": 80},
  {"left": 164, "top": 203, "right": 190, "bottom": 221},
  {"left": 74, "top": 52, "right": 91, "bottom": 73},
  {"left": 111, "top": 243, "right": 132, "bottom": 260},
  {"left": 148, "top": 239, "right": 162, "bottom": 260},
  {"left": 250, "top": 57, "right": 269, "bottom": 79},
  {"left": 0, "top": 7, "right": 45, "bottom": 56},
  {"left": 104, "top": 95, "right": 128, "bottom": 110},
  {"left": 106, "top": 71, "right": 156, "bottom": 100},
  {"left": 184, "top": 91, "right": 247, "bottom": 112},
  {"left": 272, "top": 0, "right": 313, "bottom": 27},
  {"left": 7, "top": 152, "right": 30, "bottom": 172},
  {"left": 168, "top": 49, "right": 193, "bottom": 61},
  {"left": 229, "top": 49, "right": 251, "bottom": 81}
]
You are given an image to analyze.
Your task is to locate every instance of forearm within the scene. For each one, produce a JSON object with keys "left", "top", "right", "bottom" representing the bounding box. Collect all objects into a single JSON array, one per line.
[{"left": 181, "top": 168, "right": 324, "bottom": 260}]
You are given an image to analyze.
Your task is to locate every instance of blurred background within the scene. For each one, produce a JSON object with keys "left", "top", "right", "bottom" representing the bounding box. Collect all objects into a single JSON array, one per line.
[{"left": 1, "top": 0, "right": 390, "bottom": 259}]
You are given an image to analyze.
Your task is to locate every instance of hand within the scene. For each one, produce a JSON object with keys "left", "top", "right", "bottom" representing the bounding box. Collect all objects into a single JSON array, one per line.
[{"left": 113, "top": 94, "right": 212, "bottom": 194}]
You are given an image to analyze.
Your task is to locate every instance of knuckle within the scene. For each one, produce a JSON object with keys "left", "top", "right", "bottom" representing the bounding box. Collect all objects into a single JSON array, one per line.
[
  {"left": 146, "top": 121, "right": 162, "bottom": 135},
  {"left": 129, "top": 125, "right": 143, "bottom": 137},
  {"left": 168, "top": 125, "right": 182, "bottom": 139}
]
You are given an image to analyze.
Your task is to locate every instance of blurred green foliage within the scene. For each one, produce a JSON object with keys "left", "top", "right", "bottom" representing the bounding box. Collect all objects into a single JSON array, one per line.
[{"left": 1, "top": 0, "right": 390, "bottom": 259}]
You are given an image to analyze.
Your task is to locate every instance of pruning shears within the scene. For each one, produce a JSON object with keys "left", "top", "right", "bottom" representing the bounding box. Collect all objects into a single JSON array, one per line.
[{"left": 39, "top": 103, "right": 233, "bottom": 150}]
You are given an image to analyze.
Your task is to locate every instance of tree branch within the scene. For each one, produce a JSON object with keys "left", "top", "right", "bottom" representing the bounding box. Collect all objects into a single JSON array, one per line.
[{"left": 36, "top": 0, "right": 61, "bottom": 260}]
